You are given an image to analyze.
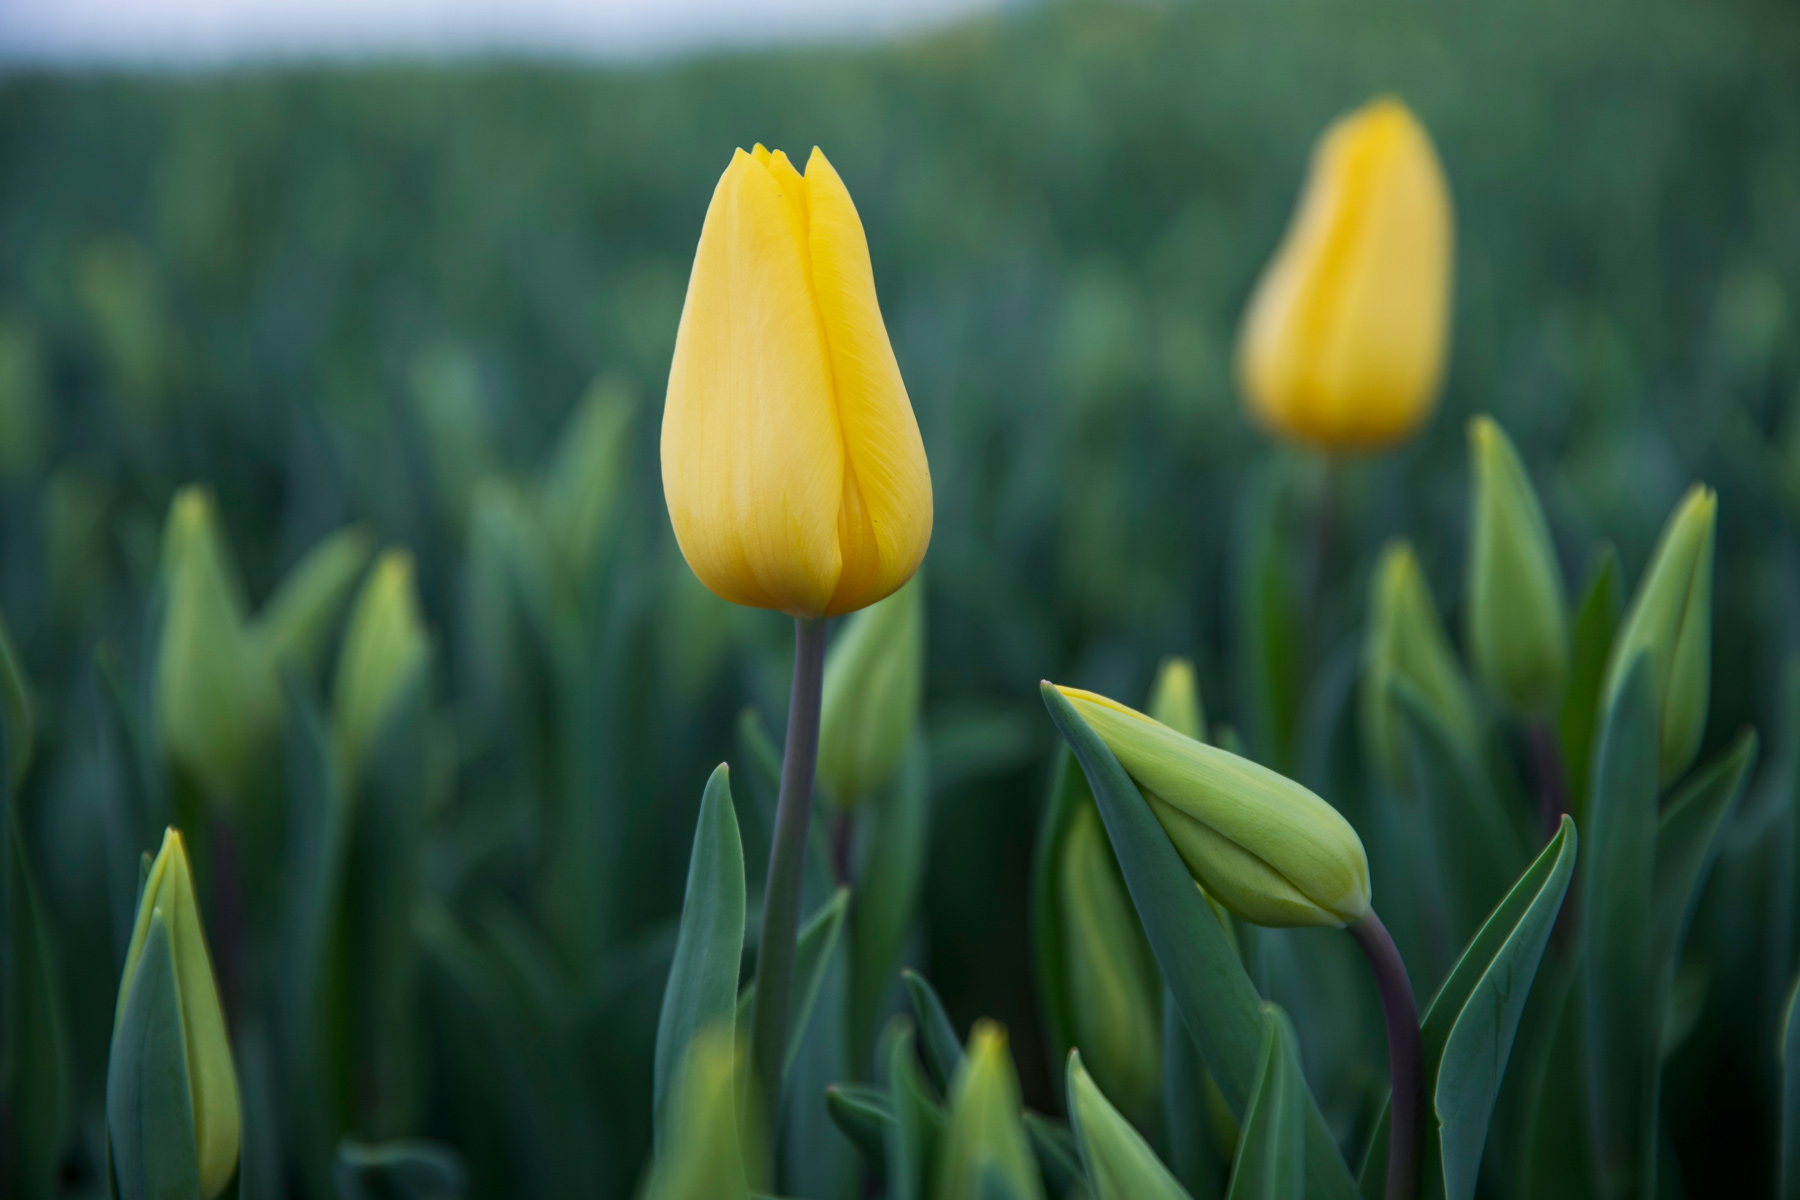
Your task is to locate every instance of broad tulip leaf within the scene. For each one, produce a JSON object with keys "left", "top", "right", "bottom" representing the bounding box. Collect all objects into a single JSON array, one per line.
[
  {"left": 1030, "top": 747, "right": 1091, "bottom": 1074},
  {"left": 107, "top": 913, "right": 201, "bottom": 1200},
  {"left": 826, "top": 1083, "right": 892, "bottom": 1173},
  {"left": 1022, "top": 1111, "right": 1090, "bottom": 1200},
  {"left": 887, "top": 1022, "right": 946, "bottom": 1200},
  {"left": 1391, "top": 679, "right": 1531, "bottom": 949},
  {"left": 1163, "top": 990, "right": 1227, "bottom": 1200},
  {"left": 1357, "top": 815, "right": 1577, "bottom": 1200},
  {"left": 735, "top": 886, "right": 849, "bottom": 1082},
  {"left": 654, "top": 764, "right": 745, "bottom": 1154},
  {"left": 1223, "top": 1007, "right": 1305, "bottom": 1200},
  {"left": 1782, "top": 976, "right": 1800, "bottom": 1200},
  {"left": 1581, "top": 653, "right": 1660, "bottom": 1198},
  {"left": 1041, "top": 686, "right": 1359, "bottom": 1200},
  {"left": 851, "top": 735, "right": 932, "bottom": 1065},
  {"left": 1559, "top": 547, "right": 1623, "bottom": 826},
  {"left": 334, "top": 1138, "right": 468, "bottom": 1200},
  {"left": 904, "top": 969, "right": 967, "bottom": 1094},
  {"left": 1651, "top": 730, "right": 1757, "bottom": 980},
  {"left": 1068, "top": 1050, "right": 1191, "bottom": 1200}
]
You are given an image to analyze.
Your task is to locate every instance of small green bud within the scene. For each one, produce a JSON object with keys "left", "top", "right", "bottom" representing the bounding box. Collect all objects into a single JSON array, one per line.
[
  {"left": 156, "top": 487, "right": 272, "bottom": 803},
  {"left": 335, "top": 550, "right": 432, "bottom": 774},
  {"left": 1053, "top": 684, "right": 1370, "bottom": 929},
  {"left": 644, "top": 1025, "right": 764, "bottom": 1200},
  {"left": 1146, "top": 656, "right": 1206, "bottom": 743},
  {"left": 1067, "top": 1050, "right": 1190, "bottom": 1200},
  {"left": 1060, "top": 804, "right": 1162, "bottom": 1130},
  {"left": 1363, "top": 540, "right": 1480, "bottom": 782},
  {"left": 817, "top": 576, "right": 924, "bottom": 809},
  {"left": 1466, "top": 416, "right": 1569, "bottom": 717},
  {"left": 112, "top": 828, "right": 241, "bottom": 1200},
  {"left": 1602, "top": 485, "right": 1716, "bottom": 785},
  {"left": 937, "top": 1022, "right": 1046, "bottom": 1200}
]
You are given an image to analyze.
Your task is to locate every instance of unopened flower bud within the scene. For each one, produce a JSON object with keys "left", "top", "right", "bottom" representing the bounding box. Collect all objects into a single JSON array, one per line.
[
  {"left": 1466, "top": 416, "right": 1568, "bottom": 717},
  {"left": 335, "top": 550, "right": 431, "bottom": 774},
  {"left": 1602, "top": 485, "right": 1716, "bottom": 785},
  {"left": 1051, "top": 684, "right": 1370, "bottom": 929},
  {"left": 816, "top": 575, "right": 923, "bottom": 808},
  {"left": 937, "top": 1021, "right": 1045, "bottom": 1200},
  {"left": 1363, "top": 539, "right": 1479, "bottom": 782},
  {"left": 110, "top": 828, "right": 240, "bottom": 1200},
  {"left": 1146, "top": 656, "right": 1206, "bottom": 743}
]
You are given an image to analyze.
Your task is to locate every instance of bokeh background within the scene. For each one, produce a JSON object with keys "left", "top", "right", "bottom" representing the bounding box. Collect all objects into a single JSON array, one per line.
[{"left": 3, "top": 0, "right": 1800, "bottom": 1195}]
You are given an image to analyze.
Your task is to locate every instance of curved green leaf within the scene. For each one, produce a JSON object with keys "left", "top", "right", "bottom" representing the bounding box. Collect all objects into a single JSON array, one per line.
[
  {"left": 736, "top": 886, "right": 849, "bottom": 1081},
  {"left": 1163, "top": 990, "right": 1227, "bottom": 1200},
  {"left": 1068, "top": 1050, "right": 1191, "bottom": 1200},
  {"left": 905, "top": 969, "right": 967, "bottom": 1095},
  {"left": 1652, "top": 730, "right": 1757, "bottom": 977},
  {"left": 1030, "top": 747, "right": 1091, "bottom": 1074},
  {"left": 1022, "top": 1111, "right": 1090, "bottom": 1200},
  {"left": 851, "top": 735, "right": 933, "bottom": 1066},
  {"left": 827, "top": 1082, "right": 892, "bottom": 1173},
  {"left": 654, "top": 764, "right": 745, "bottom": 1154},
  {"left": 886, "top": 1021, "right": 946, "bottom": 1200},
  {"left": 1041, "top": 685, "right": 1358, "bottom": 1200},
  {"left": 1224, "top": 1006, "right": 1304, "bottom": 1200}
]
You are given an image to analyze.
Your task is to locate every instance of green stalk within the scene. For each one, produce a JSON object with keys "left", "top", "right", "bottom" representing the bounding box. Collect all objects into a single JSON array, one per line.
[
  {"left": 1351, "top": 910, "right": 1422, "bottom": 1200},
  {"left": 749, "top": 616, "right": 828, "bottom": 1137}
]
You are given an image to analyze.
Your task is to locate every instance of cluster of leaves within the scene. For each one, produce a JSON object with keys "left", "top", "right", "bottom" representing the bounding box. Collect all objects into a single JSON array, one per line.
[{"left": 2, "top": 0, "right": 1800, "bottom": 1195}]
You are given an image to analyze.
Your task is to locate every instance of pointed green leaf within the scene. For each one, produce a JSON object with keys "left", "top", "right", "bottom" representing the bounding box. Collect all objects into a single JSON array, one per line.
[
  {"left": 1223, "top": 1007, "right": 1304, "bottom": 1200},
  {"left": 1031, "top": 748, "right": 1092, "bottom": 1074},
  {"left": 1559, "top": 547, "right": 1622, "bottom": 825},
  {"left": 1581, "top": 653, "right": 1660, "bottom": 1197},
  {"left": 1022, "top": 1112, "right": 1090, "bottom": 1200},
  {"left": 827, "top": 1083, "right": 892, "bottom": 1173},
  {"left": 107, "top": 912, "right": 201, "bottom": 1200},
  {"left": 1390, "top": 679, "right": 1532, "bottom": 948},
  {"left": 1651, "top": 731, "right": 1757, "bottom": 978},
  {"left": 851, "top": 736, "right": 933, "bottom": 1065},
  {"left": 886, "top": 1021, "right": 946, "bottom": 1200},
  {"left": 1068, "top": 1050, "right": 1190, "bottom": 1200},
  {"left": 1163, "top": 992, "right": 1226, "bottom": 1200},
  {"left": 655, "top": 765, "right": 745, "bottom": 1154},
  {"left": 252, "top": 527, "right": 372, "bottom": 674},
  {"left": 736, "top": 886, "right": 849, "bottom": 1080},
  {"left": 1041, "top": 685, "right": 1358, "bottom": 1200},
  {"left": 904, "top": 969, "right": 967, "bottom": 1095}
]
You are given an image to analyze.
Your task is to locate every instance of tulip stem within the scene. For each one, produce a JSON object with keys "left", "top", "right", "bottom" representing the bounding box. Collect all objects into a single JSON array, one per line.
[
  {"left": 750, "top": 616, "right": 829, "bottom": 1136},
  {"left": 1350, "top": 909, "right": 1422, "bottom": 1200}
]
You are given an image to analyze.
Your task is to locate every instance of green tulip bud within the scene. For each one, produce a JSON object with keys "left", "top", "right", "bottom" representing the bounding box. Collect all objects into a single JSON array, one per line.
[
  {"left": 1466, "top": 416, "right": 1569, "bottom": 717},
  {"left": 335, "top": 550, "right": 432, "bottom": 774},
  {"left": 156, "top": 488, "right": 272, "bottom": 803},
  {"left": 1602, "top": 485, "right": 1716, "bottom": 785},
  {"left": 1146, "top": 656, "right": 1206, "bottom": 743},
  {"left": 1363, "top": 539, "right": 1480, "bottom": 782},
  {"left": 937, "top": 1021, "right": 1046, "bottom": 1200},
  {"left": 111, "top": 828, "right": 241, "bottom": 1200},
  {"left": 1060, "top": 804, "right": 1162, "bottom": 1130},
  {"left": 1052, "top": 684, "right": 1370, "bottom": 929},
  {"left": 1067, "top": 1050, "right": 1190, "bottom": 1200},
  {"left": 644, "top": 1025, "right": 764, "bottom": 1200},
  {"left": 0, "top": 608, "right": 34, "bottom": 784},
  {"left": 816, "top": 575, "right": 924, "bottom": 809}
]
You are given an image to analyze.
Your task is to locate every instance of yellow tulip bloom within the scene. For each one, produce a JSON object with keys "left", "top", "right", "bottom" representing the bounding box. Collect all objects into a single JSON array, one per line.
[
  {"left": 1238, "top": 98, "right": 1454, "bottom": 451},
  {"left": 662, "top": 145, "right": 932, "bottom": 618}
]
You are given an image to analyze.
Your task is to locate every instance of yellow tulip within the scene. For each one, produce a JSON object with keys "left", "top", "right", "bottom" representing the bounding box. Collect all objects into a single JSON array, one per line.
[
  {"left": 661, "top": 145, "right": 932, "bottom": 618},
  {"left": 1238, "top": 98, "right": 1454, "bottom": 451}
]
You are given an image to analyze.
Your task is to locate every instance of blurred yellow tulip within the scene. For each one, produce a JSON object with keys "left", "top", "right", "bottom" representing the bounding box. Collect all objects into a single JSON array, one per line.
[
  {"left": 661, "top": 145, "right": 932, "bottom": 618},
  {"left": 1238, "top": 98, "right": 1454, "bottom": 451}
]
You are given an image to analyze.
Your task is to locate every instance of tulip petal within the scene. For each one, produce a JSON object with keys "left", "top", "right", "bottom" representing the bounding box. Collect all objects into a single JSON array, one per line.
[
  {"left": 804, "top": 148, "right": 932, "bottom": 614},
  {"left": 663, "top": 148, "right": 844, "bottom": 616}
]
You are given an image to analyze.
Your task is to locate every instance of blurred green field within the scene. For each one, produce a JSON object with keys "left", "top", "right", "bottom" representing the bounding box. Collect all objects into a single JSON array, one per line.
[{"left": 3, "top": 0, "right": 1800, "bottom": 1195}]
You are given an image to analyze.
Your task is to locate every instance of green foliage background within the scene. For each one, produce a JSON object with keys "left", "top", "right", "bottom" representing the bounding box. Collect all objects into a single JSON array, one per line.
[{"left": 2, "top": 0, "right": 1800, "bottom": 1194}]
